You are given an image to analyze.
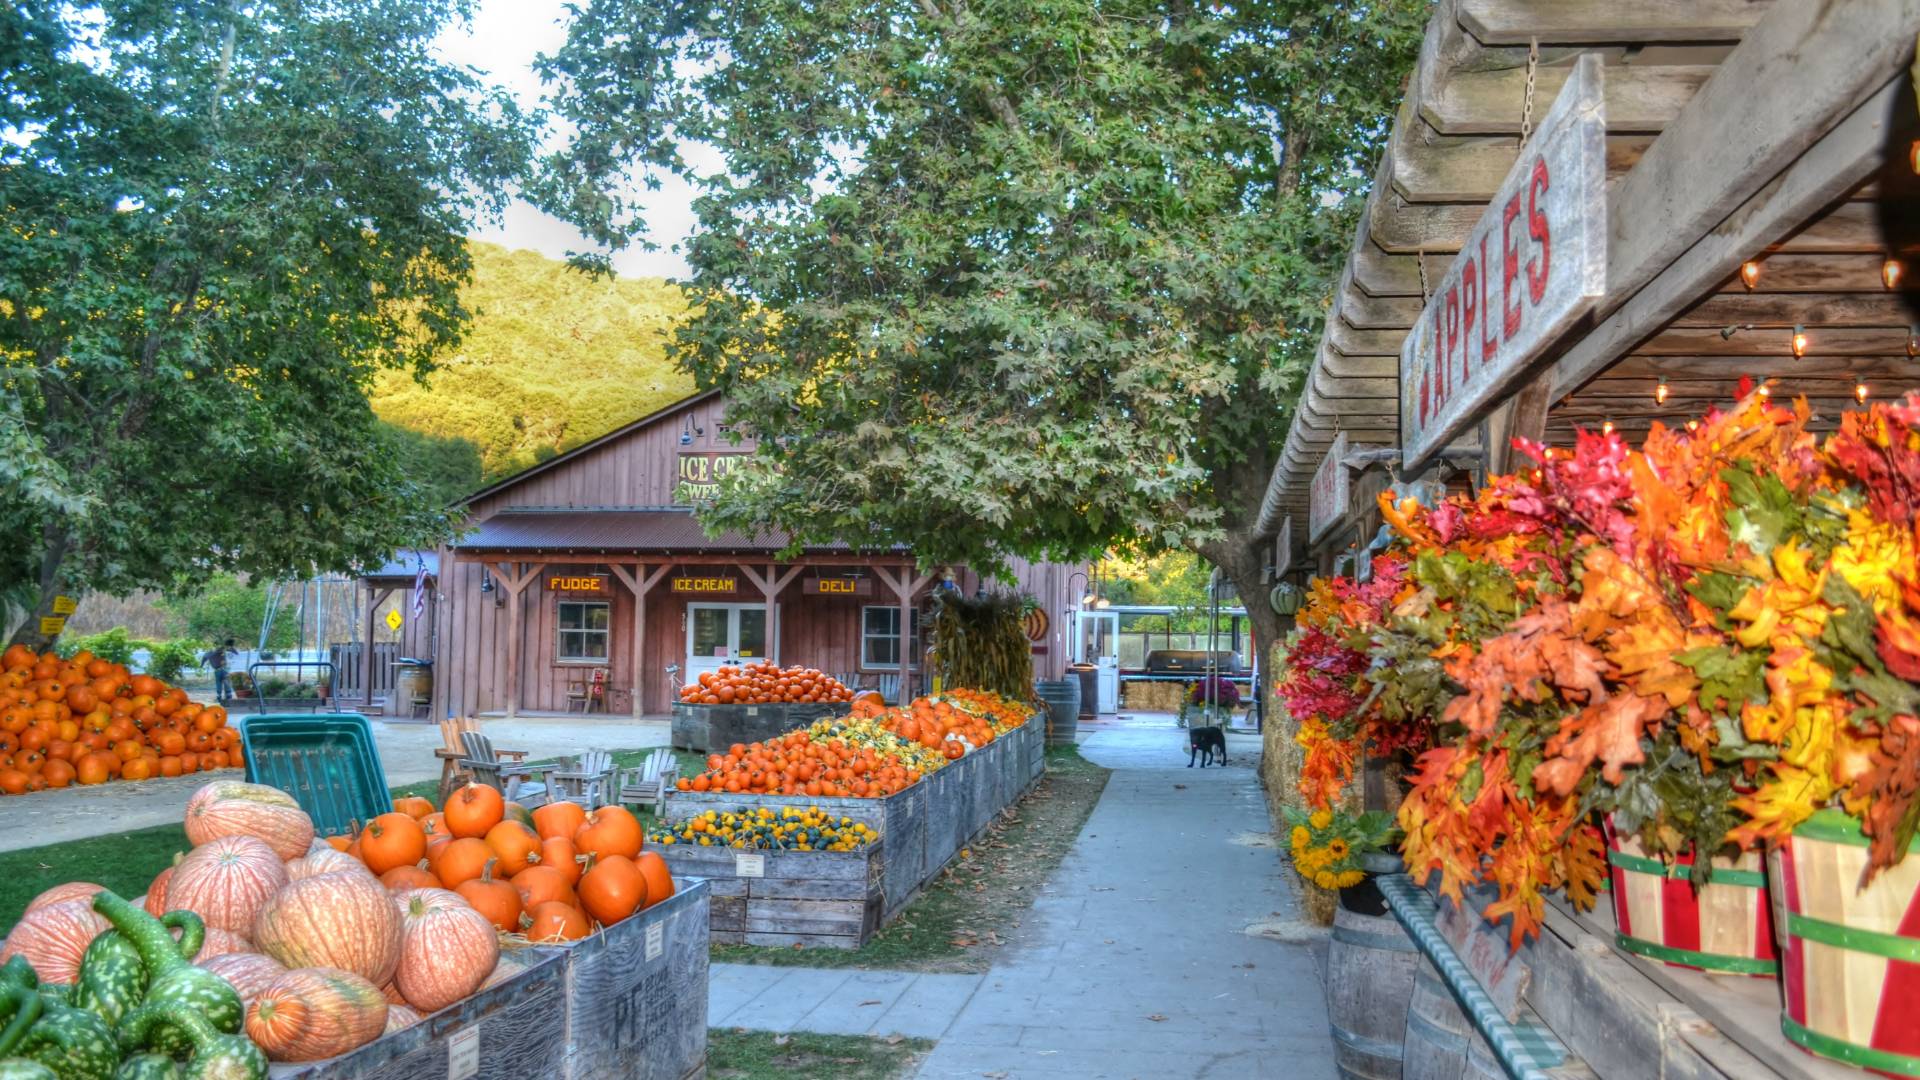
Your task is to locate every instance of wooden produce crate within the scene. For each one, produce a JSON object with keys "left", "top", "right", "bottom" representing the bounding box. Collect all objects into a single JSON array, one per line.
[
  {"left": 268, "top": 950, "right": 568, "bottom": 1080},
  {"left": 671, "top": 701, "right": 849, "bottom": 753},
  {"left": 665, "top": 713, "right": 1046, "bottom": 931},
  {"left": 538, "top": 879, "right": 712, "bottom": 1080},
  {"left": 661, "top": 843, "right": 885, "bottom": 948}
]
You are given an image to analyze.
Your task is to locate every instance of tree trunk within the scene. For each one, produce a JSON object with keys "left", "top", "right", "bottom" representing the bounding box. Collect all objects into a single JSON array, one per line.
[{"left": 5, "top": 527, "right": 73, "bottom": 652}]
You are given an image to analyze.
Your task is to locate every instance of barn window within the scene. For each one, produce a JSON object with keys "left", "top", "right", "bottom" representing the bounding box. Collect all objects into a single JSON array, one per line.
[
  {"left": 861, "top": 606, "right": 921, "bottom": 669},
  {"left": 557, "top": 602, "right": 610, "bottom": 662}
]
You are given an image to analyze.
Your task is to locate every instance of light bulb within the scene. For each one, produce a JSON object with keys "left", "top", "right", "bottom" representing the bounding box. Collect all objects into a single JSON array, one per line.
[
  {"left": 1885, "top": 258, "right": 1904, "bottom": 290},
  {"left": 1758, "top": 382, "right": 1772, "bottom": 401},
  {"left": 1740, "top": 261, "right": 1761, "bottom": 291},
  {"left": 1655, "top": 378, "right": 1669, "bottom": 405},
  {"left": 1910, "top": 139, "right": 1920, "bottom": 174},
  {"left": 1855, "top": 380, "right": 1869, "bottom": 404},
  {"left": 1686, "top": 419, "right": 1700, "bottom": 433},
  {"left": 1908, "top": 326, "right": 1918, "bottom": 358},
  {"left": 1602, "top": 420, "right": 1615, "bottom": 436},
  {"left": 1791, "top": 325, "right": 1808, "bottom": 358}
]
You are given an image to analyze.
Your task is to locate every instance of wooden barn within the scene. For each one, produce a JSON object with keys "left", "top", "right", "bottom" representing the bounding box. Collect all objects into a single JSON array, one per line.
[{"left": 372, "top": 392, "right": 1078, "bottom": 720}]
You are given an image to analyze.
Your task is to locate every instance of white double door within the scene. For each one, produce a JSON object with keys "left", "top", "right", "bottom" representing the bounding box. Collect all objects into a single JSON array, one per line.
[{"left": 686, "top": 603, "right": 778, "bottom": 680}]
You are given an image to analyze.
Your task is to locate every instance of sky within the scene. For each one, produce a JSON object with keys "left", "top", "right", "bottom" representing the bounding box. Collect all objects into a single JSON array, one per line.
[{"left": 433, "top": 0, "right": 698, "bottom": 280}]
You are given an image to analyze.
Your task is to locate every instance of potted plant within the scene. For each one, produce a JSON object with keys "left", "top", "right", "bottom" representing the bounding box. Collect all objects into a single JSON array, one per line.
[
  {"left": 227, "top": 672, "right": 253, "bottom": 699},
  {"left": 1284, "top": 807, "right": 1399, "bottom": 915}
]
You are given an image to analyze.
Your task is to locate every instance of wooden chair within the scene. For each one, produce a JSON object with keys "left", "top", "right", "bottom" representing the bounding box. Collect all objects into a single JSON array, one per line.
[
  {"left": 565, "top": 668, "right": 609, "bottom": 714},
  {"left": 877, "top": 672, "right": 904, "bottom": 705},
  {"left": 435, "top": 718, "right": 520, "bottom": 796},
  {"left": 548, "top": 749, "right": 615, "bottom": 808},
  {"left": 617, "top": 748, "right": 680, "bottom": 814},
  {"left": 458, "top": 730, "right": 549, "bottom": 807}
]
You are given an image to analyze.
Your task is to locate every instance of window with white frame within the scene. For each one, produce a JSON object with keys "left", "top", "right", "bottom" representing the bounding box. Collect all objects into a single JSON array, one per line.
[
  {"left": 861, "top": 606, "right": 921, "bottom": 668},
  {"left": 557, "top": 602, "right": 610, "bottom": 662}
]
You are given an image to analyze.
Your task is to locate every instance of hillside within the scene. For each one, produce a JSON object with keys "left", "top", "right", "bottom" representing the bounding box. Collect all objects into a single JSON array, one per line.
[{"left": 372, "top": 242, "right": 696, "bottom": 495}]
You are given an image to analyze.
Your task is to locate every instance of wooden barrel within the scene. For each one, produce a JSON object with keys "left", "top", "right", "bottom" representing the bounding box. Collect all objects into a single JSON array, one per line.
[
  {"left": 1772, "top": 809, "right": 1920, "bottom": 1077},
  {"left": 1034, "top": 679, "right": 1079, "bottom": 745},
  {"left": 1606, "top": 818, "right": 1777, "bottom": 977},
  {"left": 1326, "top": 893, "right": 1419, "bottom": 1080},
  {"left": 1402, "top": 959, "right": 1500, "bottom": 1080}
]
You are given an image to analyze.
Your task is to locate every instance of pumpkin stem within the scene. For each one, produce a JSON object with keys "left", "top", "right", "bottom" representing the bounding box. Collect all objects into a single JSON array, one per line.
[{"left": 479, "top": 857, "right": 499, "bottom": 885}]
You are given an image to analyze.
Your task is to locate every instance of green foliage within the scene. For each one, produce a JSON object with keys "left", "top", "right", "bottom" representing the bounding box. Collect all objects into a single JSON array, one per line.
[
  {"left": 56, "top": 628, "right": 205, "bottom": 680},
  {"left": 1102, "top": 552, "right": 1213, "bottom": 610},
  {"left": 58, "top": 628, "right": 142, "bottom": 668},
  {"left": 143, "top": 640, "right": 205, "bottom": 684},
  {"left": 157, "top": 575, "right": 297, "bottom": 652},
  {"left": 369, "top": 243, "right": 695, "bottom": 485},
  {"left": 535, "top": 0, "right": 1427, "bottom": 619},
  {"left": 0, "top": 1, "right": 535, "bottom": 645}
]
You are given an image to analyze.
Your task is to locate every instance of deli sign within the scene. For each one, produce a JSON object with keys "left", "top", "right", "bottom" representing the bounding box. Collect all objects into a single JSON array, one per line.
[
  {"left": 1398, "top": 54, "right": 1607, "bottom": 470},
  {"left": 804, "top": 576, "right": 873, "bottom": 597}
]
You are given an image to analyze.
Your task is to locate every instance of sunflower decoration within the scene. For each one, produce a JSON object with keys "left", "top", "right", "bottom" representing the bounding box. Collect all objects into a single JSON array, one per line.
[{"left": 1283, "top": 806, "right": 1397, "bottom": 892}]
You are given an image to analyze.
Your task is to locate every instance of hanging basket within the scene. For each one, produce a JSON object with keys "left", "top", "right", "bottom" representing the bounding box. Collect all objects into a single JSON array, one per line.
[
  {"left": 1772, "top": 810, "right": 1920, "bottom": 1078},
  {"left": 1604, "top": 819, "right": 1778, "bottom": 977}
]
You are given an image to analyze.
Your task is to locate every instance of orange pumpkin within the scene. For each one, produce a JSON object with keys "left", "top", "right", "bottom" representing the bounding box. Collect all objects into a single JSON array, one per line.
[
  {"left": 379, "top": 863, "right": 444, "bottom": 893},
  {"left": 252, "top": 870, "right": 404, "bottom": 986},
  {"left": 453, "top": 860, "right": 522, "bottom": 933},
  {"left": 359, "top": 813, "right": 428, "bottom": 876},
  {"left": 573, "top": 806, "right": 643, "bottom": 861},
  {"left": 530, "top": 801, "right": 585, "bottom": 842},
  {"left": 198, "top": 950, "right": 287, "bottom": 1011},
  {"left": 482, "top": 821, "right": 540, "bottom": 877},
  {"left": 246, "top": 966, "right": 389, "bottom": 1062},
  {"left": 539, "top": 836, "right": 583, "bottom": 887},
  {"left": 391, "top": 888, "right": 499, "bottom": 1012},
  {"left": 0, "top": 896, "right": 109, "bottom": 983},
  {"left": 434, "top": 838, "right": 493, "bottom": 888},
  {"left": 578, "top": 855, "right": 647, "bottom": 927},
  {"left": 185, "top": 780, "right": 316, "bottom": 859},
  {"left": 23, "top": 881, "right": 104, "bottom": 914},
  {"left": 144, "top": 858, "right": 182, "bottom": 917},
  {"left": 166, "top": 834, "right": 290, "bottom": 933},
  {"left": 290, "top": 846, "right": 372, "bottom": 881},
  {"left": 391, "top": 796, "right": 434, "bottom": 820},
  {"left": 443, "top": 783, "right": 504, "bottom": 840},
  {"left": 634, "top": 852, "right": 677, "bottom": 910},
  {"left": 523, "top": 901, "right": 590, "bottom": 942},
  {"left": 510, "top": 864, "right": 576, "bottom": 910}
]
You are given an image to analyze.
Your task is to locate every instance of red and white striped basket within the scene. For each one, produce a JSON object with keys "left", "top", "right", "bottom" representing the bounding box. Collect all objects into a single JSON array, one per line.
[
  {"left": 1772, "top": 810, "right": 1920, "bottom": 1078},
  {"left": 1604, "top": 819, "right": 1777, "bottom": 977}
]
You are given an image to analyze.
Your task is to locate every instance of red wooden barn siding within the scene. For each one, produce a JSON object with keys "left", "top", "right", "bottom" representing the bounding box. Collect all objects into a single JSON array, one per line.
[{"left": 429, "top": 394, "right": 1078, "bottom": 718}]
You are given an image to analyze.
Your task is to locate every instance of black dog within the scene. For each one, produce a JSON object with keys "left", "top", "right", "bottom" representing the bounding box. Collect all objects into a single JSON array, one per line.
[{"left": 1187, "top": 725, "right": 1227, "bottom": 767}]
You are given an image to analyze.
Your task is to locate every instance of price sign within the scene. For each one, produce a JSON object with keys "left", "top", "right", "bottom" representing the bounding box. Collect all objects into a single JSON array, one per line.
[
  {"left": 38, "top": 617, "right": 64, "bottom": 636},
  {"left": 734, "top": 853, "right": 765, "bottom": 878},
  {"left": 446, "top": 1026, "right": 480, "bottom": 1080},
  {"left": 385, "top": 608, "right": 404, "bottom": 632},
  {"left": 50, "top": 596, "right": 76, "bottom": 615},
  {"left": 645, "top": 920, "right": 664, "bottom": 961}
]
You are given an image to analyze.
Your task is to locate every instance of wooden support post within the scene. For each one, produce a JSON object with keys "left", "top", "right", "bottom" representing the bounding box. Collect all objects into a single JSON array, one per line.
[
  {"left": 875, "top": 565, "right": 935, "bottom": 701},
  {"left": 737, "top": 563, "right": 808, "bottom": 667},
  {"left": 493, "top": 563, "right": 542, "bottom": 718},
  {"left": 1479, "top": 372, "right": 1553, "bottom": 481},
  {"left": 610, "top": 563, "right": 672, "bottom": 717},
  {"left": 365, "top": 587, "right": 393, "bottom": 712}
]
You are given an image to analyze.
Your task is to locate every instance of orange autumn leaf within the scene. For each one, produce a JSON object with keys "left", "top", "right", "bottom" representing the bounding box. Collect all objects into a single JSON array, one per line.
[{"left": 1537, "top": 692, "right": 1667, "bottom": 795}]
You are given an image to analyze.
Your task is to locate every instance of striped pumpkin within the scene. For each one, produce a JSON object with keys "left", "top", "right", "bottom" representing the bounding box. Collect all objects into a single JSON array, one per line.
[
  {"left": 391, "top": 888, "right": 499, "bottom": 1013},
  {"left": 0, "top": 896, "right": 109, "bottom": 983},
  {"left": 199, "top": 951, "right": 288, "bottom": 1011},
  {"left": 253, "top": 871, "right": 403, "bottom": 987},
  {"left": 185, "top": 781, "right": 316, "bottom": 860},
  {"left": 287, "top": 847, "right": 369, "bottom": 881},
  {"left": 1772, "top": 810, "right": 1920, "bottom": 1078},
  {"left": 168, "top": 835, "right": 290, "bottom": 933},
  {"left": 23, "top": 882, "right": 104, "bottom": 914},
  {"left": 1606, "top": 821, "right": 1776, "bottom": 976},
  {"left": 246, "top": 966, "right": 389, "bottom": 1062}
]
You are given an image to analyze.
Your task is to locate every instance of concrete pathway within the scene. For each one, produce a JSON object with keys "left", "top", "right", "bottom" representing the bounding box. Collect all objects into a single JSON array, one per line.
[
  {"left": 0, "top": 715, "right": 670, "bottom": 852},
  {"left": 709, "top": 715, "right": 1332, "bottom": 1079}
]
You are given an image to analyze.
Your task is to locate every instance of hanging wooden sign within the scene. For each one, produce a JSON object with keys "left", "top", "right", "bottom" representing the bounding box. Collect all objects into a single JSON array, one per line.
[
  {"left": 804, "top": 576, "right": 873, "bottom": 597},
  {"left": 1274, "top": 517, "right": 1293, "bottom": 578},
  {"left": 1399, "top": 54, "right": 1608, "bottom": 471},
  {"left": 671, "top": 575, "right": 739, "bottom": 595},
  {"left": 1308, "top": 432, "right": 1349, "bottom": 544},
  {"left": 546, "top": 574, "right": 610, "bottom": 594}
]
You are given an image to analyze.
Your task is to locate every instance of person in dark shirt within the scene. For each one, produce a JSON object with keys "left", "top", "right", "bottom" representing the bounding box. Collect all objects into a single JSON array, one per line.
[{"left": 202, "top": 638, "right": 238, "bottom": 702}]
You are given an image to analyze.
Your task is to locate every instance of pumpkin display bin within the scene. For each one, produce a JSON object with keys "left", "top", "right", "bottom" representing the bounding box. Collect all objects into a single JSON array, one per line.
[
  {"left": 1604, "top": 819, "right": 1778, "bottom": 977},
  {"left": 1771, "top": 810, "right": 1920, "bottom": 1078}
]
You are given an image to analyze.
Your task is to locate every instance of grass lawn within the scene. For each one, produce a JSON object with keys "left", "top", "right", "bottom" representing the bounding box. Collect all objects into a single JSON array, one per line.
[
  {"left": 710, "top": 744, "right": 1110, "bottom": 973},
  {"left": 0, "top": 746, "right": 711, "bottom": 929},
  {"left": 707, "top": 1030, "right": 932, "bottom": 1080}
]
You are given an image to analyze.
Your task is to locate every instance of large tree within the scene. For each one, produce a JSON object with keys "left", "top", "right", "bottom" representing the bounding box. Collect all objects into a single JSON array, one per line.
[
  {"left": 537, "top": 0, "right": 1424, "bottom": 651},
  {"left": 0, "top": 1, "right": 534, "bottom": 648}
]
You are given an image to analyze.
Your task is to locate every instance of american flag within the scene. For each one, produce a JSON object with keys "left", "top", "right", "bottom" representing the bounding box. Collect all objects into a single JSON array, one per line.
[{"left": 411, "top": 559, "right": 429, "bottom": 618}]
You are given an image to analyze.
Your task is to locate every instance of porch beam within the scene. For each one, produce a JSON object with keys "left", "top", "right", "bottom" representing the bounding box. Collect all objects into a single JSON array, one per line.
[
  {"left": 364, "top": 587, "right": 393, "bottom": 711},
  {"left": 492, "top": 562, "right": 543, "bottom": 719}
]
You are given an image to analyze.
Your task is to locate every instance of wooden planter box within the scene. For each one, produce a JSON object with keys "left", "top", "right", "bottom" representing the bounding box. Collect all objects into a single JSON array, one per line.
[
  {"left": 670, "top": 701, "right": 850, "bottom": 753},
  {"left": 663, "top": 713, "right": 1045, "bottom": 943},
  {"left": 268, "top": 950, "right": 569, "bottom": 1080},
  {"left": 538, "top": 878, "right": 712, "bottom": 1080},
  {"left": 661, "top": 843, "right": 885, "bottom": 949}
]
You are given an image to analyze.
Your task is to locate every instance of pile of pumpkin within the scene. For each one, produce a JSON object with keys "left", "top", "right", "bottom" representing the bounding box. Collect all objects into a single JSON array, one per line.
[
  {"left": 676, "top": 729, "right": 926, "bottom": 797},
  {"left": 0, "top": 645, "right": 245, "bottom": 794},
  {"left": 676, "top": 662, "right": 859, "bottom": 705},
  {"left": 649, "top": 806, "right": 878, "bottom": 851},
  {"left": 0, "top": 779, "right": 677, "bottom": 1072}
]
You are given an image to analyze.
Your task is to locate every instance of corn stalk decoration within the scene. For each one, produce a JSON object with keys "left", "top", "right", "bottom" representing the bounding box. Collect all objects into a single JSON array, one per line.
[{"left": 927, "top": 592, "right": 1036, "bottom": 701}]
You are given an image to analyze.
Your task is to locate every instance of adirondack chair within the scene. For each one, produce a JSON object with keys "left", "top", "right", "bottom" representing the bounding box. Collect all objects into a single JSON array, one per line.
[
  {"left": 565, "top": 667, "right": 609, "bottom": 714},
  {"left": 548, "top": 749, "right": 616, "bottom": 809},
  {"left": 616, "top": 748, "right": 681, "bottom": 814},
  {"left": 459, "top": 730, "right": 549, "bottom": 807},
  {"left": 877, "top": 672, "right": 904, "bottom": 705},
  {"left": 435, "top": 718, "right": 529, "bottom": 798}
]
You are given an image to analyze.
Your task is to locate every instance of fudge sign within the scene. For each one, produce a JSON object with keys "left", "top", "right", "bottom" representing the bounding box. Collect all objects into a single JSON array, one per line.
[{"left": 1399, "top": 54, "right": 1607, "bottom": 470}]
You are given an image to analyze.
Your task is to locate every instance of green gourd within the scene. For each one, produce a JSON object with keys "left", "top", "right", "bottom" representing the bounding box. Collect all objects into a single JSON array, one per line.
[
  {"left": 0, "top": 983, "right": 54, "bottom": 1080},
  {"left": 115, "top": 1005, "right": 263, "bottom": 1080},
  {"left": 0, "top": 1063, "right": 58, "bottom": 1080},
  {"left": 87, "top": 896, "right": 239, "bottom": 1059},
  {"left": 109, "top": 1056, "right": 179, "bottom": 1080},
  {"left": 12, "top": 994, "right": 116, "bottom": 1080},
  {"left": 71, "top": 934, "right": 145, "bottom": 1030}
]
